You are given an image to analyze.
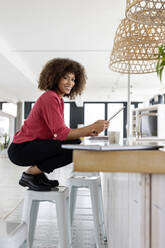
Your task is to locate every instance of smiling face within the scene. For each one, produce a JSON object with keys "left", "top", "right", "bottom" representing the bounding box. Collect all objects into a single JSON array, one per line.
[{"left": 56, "top": 72, "right": 75, "bottom": 97}]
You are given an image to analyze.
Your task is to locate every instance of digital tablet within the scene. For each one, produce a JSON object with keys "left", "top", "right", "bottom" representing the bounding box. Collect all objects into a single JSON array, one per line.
[{"left": 108, "top": 107, "right": 125, "bottom": 121}]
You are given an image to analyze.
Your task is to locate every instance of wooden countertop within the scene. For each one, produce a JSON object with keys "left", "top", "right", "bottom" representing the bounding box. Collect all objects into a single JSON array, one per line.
[
  {"left": 62, "top": 137, "right": 165, "bottom": 173},
  {"left": 73, "top": 149, "right": 165, "bottom": 173}
]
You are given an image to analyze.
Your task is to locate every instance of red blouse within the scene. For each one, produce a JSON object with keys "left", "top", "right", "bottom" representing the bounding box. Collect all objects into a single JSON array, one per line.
[{"left": 13, "top": 90, "right": 70, "bottom": 143}]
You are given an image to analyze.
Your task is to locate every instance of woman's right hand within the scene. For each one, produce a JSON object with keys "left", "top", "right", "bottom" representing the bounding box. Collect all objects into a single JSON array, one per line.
[
  {"left": 89, "top": 120, "right": 109, "bottom": 136},
  {"left": 66, "top": 120, "right": 109, "bottom": 139}
]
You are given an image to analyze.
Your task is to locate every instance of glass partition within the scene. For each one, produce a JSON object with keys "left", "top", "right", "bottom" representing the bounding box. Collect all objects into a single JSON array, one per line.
[
  {"left": 64, "top": 103, "right": 70, "bottom": 127},
  {"left": 84, "top": 103, "right": 105, "bottom": 135},
  {"left": 107, "top": 103, "right": 124, "bottom": 139}
]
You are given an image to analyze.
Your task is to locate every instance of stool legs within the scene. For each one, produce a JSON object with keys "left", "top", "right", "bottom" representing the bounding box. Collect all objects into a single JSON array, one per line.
[
  {"left": 68, "top": 176, "right": 107, "bottom": 248},
  {"left": 90, "top": 183, "right": 104, "bottom": 248},
  {"left": 22, "top": 196, "right": 39, "bottom": 248},
  {"left": 56, "top": 194, "right": 72, "bottom": 248},
  {"left": 98, "top": 185, "right": 107, "bottom": 242},
  {"left": 69, "top": 186, "right": 78, "bottom": 225}
]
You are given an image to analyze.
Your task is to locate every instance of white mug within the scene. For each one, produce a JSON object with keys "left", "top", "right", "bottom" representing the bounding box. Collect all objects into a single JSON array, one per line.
[{"left": 108, "top": 131, "right": 120, "bottom": 144}]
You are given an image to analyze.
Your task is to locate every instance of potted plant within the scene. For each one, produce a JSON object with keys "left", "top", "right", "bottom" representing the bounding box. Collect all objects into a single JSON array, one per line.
[{"left": 0, "top": 133, "right": 10, "bottom": 153}]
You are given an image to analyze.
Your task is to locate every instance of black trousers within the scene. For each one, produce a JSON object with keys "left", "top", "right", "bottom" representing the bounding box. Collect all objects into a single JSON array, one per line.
[{"left": 7, "top": 139, "right": 81, "bottom": 173}]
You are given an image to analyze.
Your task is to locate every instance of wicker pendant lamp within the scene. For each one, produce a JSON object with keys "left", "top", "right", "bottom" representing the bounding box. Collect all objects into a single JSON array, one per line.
[
  {"left": 109, "top": 17, "right": 165, "bottom": 138},
  {"left": 126, "top": 0, "right": 165, "bottom": 26},
  {"left": 109, "top": 17, "right": 165, "bottom": 74}
]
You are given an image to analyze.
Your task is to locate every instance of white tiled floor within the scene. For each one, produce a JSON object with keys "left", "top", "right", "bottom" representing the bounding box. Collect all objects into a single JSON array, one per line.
[{"left": 0, "top": 157, "right": 100, "bottom": 248}]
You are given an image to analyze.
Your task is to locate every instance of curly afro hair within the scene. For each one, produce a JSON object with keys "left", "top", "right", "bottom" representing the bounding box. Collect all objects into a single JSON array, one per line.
[{"left": 38, "top": 58, "right": 87, "bottom": 99}]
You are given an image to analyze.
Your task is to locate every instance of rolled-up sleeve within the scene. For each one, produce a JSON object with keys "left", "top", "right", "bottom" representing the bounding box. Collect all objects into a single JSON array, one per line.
[{"left": 41, "top": 95, "right": 70, "bottom": 141}]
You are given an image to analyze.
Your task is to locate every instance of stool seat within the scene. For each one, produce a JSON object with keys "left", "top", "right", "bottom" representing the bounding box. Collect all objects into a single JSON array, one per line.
[
  {"left": 69, "top": 175, "right": 101, "bottom": 186},
  {"left": 67, "top": 175, "right": 107, "bottom": 248},
  {"left": 22, "top": 186, "right": 71, "bottom": 248},
  {"left": 23, "top": 186, "right": 67, "bottom": 201}
]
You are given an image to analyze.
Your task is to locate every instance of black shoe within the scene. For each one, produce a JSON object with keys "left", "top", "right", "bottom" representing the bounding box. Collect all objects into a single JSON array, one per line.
[
  {"left": 37, "top": 173, "right": 59, "bottom": 188},
  {"left": 19, "top": 172, "right": 51, "bottom": 191}
]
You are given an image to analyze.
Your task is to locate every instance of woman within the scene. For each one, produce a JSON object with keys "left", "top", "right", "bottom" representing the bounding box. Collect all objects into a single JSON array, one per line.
[{"left": 8, "top": 58, "right": 109, "bottom": 191}]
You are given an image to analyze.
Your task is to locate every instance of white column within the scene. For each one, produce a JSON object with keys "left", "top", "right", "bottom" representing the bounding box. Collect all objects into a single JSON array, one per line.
[
  {"left": 15, "top": 101, "right": 24, "bottom": 132},
  {"left": 127, "top": 71, "right": 131, "bottom": 138}
]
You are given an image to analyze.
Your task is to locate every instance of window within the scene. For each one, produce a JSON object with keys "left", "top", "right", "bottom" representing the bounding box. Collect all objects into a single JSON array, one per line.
[
  {"left": 2, "top": 103, "right": 17, "bottom": 117},
  {"left": 84, "top": 103, "right": 105, "bottom": 135},
  {"left": 0, "top": 103, "right": 16, "bottom": 142},
  {"left": 64, "top": 103, "right": 70, "bottom": 127},
  {"left": 0, "top": 116, "right": 9, "bottom": 135},
  {"left": 107, "top": 103, "right": 124, "bottom": 139}
]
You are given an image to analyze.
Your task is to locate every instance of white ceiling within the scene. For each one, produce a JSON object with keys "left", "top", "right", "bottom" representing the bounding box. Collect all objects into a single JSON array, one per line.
[{"left": 0, "top": 0, "right": 163, "bottom": 103}]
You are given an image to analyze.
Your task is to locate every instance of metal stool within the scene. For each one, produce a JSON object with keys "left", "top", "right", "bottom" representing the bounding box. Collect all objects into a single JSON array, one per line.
[
  {"left": 67, "top": 175, "right": 107, "bottom": 248},
  {"left": 22, "top": 186, "right": 71, "bottom": 248}
]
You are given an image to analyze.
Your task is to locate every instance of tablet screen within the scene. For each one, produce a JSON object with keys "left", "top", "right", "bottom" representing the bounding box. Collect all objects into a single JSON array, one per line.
[{"left": 108, "top": 107, "right": 125, "bottom": 121}]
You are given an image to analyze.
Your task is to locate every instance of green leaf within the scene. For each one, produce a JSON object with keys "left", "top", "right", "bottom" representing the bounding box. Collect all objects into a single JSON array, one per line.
[
  {"left": 156, "top": 61, "right": 160, "bottom": 72},
  {"left": 156, "top": 45, "right": 165, "bottom": 81},
  {"left": 161, "top": 61, "right": 165, "bottom": 66},
  {"left": 160, "top": 67, "right": 163, "bottom": 81}
]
